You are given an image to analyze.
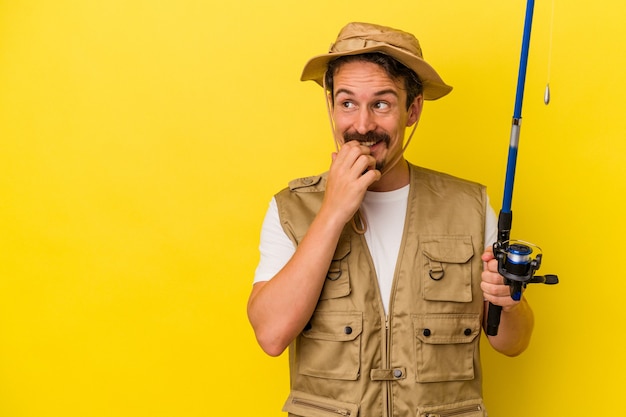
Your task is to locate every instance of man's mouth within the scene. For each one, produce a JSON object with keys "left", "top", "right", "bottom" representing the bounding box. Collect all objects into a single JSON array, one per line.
[{"left": 344, "top": 131, "right": 390, "bottom": 148}]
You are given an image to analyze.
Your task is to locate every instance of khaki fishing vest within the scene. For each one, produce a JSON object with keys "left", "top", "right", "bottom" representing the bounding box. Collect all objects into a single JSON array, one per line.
[{"left": 275, "top": 163, "right": 488, "bottom": 417}]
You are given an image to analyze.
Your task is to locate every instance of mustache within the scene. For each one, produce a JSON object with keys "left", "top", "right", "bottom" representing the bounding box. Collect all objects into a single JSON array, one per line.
[{"left": 344, "top": 131, "right": 390, "bottom": 145}]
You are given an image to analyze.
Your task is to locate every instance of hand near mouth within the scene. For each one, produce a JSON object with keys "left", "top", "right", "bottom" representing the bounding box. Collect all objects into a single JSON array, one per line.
[{"left": 321, "top": 140, "right": 381, "bottom": 227}]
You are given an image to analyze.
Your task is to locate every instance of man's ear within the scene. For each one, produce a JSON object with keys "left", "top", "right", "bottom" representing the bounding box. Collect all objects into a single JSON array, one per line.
[{"left": 407, "top": 95, "right": 424, "bottom": 127}]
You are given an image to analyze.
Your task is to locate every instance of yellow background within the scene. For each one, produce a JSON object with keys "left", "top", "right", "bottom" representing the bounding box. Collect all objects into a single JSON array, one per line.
[{"left": 1, "top": 1, "right": 624, "bottom": 416}]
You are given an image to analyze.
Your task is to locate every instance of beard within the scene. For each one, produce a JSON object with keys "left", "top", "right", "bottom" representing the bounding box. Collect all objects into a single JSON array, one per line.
[{"left": 343, "top": 131, "right": 391, "bottom": 171}]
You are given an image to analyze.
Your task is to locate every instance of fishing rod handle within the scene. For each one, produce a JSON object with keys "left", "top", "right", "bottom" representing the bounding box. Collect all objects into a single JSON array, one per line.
[{"left": 486, "top": 302, "right": 502, "bottom": 336}]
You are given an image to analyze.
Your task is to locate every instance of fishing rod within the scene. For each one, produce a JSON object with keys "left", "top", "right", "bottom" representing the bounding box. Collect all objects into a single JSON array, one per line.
[{"left": 486, "top": 0, "right": 559, "bottom": 337}]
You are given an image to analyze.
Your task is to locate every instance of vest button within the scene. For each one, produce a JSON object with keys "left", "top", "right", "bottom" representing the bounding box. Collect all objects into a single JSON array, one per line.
[
  {"left": 393, "top": 369, "right": 403, "bottom": 378},
  {"left": 423, "top": 328, "right": 431, "bottom": 337},
  {"left": 464, "top": 328, "right": 472, "bottom": 336},
  {"left": 344, "top": 326, "right": 352, "bottom": 335}
]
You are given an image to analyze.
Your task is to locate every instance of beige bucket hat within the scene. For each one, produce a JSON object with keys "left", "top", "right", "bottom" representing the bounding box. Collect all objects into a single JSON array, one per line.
[{"left": 301, "top": 22, "right": 453, "bottom": 100}]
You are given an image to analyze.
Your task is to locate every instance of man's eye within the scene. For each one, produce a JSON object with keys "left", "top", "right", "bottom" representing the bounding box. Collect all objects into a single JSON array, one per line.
[
  {"left": 374, "top": 101, "right": 390, "bottom": 110},
  {"left": 341, "top": 101, "right": 355, "bottom": 109}
]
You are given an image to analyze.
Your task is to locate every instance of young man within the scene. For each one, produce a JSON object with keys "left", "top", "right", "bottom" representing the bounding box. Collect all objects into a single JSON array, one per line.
[{"left": 248, "top": 22, "right": 534, "bottom": 417}]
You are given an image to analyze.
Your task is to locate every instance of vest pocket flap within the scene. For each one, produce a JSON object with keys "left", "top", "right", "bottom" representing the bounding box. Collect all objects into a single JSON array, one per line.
[
  {"left": 331, "top": 237, "right": 351, "bottom": 261},
  {"left": 288, "top": 175, "right": 323, "bottom": 191},
  {"left": 298, "top": 312, "right": 362, "bottom": 380},
  {"left": 413, "top": 314, "right": 480, "bottom": 344},
  {"left": 321, "top": 238, "right": 351, "bottom": 300},
  {"left": 302, "top": 311, "right": 363, "bottom": 342},
  {"left": 422, "top": 237, "right": 474, "bottom": 264},
  {"left": 420, "top": 236, "right": 474, "bottom": 302},
  {"left": 283, "top": 390, "right": 359, "bottom": 417}
]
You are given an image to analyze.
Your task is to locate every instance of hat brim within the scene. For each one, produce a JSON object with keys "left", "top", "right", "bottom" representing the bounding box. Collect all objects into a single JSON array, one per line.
[{"left": 301, "top": 44, "right": 453, "bottom": 101}]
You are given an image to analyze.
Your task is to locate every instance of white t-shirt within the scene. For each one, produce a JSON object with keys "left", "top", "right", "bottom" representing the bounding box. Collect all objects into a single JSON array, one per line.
[{"left": 253, "top": 185, "right": 498, "bottom": 313}]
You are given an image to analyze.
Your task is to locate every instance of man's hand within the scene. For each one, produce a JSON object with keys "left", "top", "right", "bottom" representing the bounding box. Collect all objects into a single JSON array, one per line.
[
  {"left": 481, "top": 246, "right": 520, "bottom": 312},
  {"left": 322, "top": 141, "right": 381, "bottom": 226},
  {"left": 481, "top": 246, "right": 535, "bottom": 356}
]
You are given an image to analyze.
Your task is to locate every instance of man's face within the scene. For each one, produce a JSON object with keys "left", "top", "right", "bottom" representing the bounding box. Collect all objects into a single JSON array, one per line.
[{"left": 331, "top": 60, "right": 423, "bottom": 172}]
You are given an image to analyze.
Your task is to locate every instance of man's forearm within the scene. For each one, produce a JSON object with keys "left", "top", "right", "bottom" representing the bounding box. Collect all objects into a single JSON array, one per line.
[
  {"left": 485, "top": 297, "right": 534, "bottom": 356},
  {"left": 247, "top": 209, "right": 346, "bottom": 356}
]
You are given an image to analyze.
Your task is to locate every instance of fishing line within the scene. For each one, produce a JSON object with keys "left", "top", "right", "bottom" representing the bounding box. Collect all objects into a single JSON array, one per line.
[{"left": 544, "top": 0, "right": 555, "bottom": 105}]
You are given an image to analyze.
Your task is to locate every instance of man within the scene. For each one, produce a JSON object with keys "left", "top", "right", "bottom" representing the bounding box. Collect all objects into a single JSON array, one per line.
[{"left": 247, "top": 22, "right": 534, "bottom": 417}]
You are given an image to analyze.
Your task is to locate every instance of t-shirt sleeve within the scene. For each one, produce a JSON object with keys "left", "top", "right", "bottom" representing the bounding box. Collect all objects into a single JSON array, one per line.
[
  {"left": 253, "top": 197, "right": 297, "bottom": 284},
  {"left": 485, "top": 195, "right": 498, "bottom": 249}
]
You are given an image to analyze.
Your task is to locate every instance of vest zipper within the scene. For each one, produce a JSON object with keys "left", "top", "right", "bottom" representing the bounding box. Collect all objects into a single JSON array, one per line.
[
  {"left": 291, "top": 398, "right": 351, "bottom": 416},
  {"left": 423, "top": 404, "right": 483, "bottom": 417},
  {"left": 384, "top": 314, "right": 391, "bottom": 417}
]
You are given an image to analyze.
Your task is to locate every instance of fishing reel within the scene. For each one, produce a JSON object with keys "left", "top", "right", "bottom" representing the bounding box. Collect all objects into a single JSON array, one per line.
[
  {"left": 493, "top": 239, "right": 559, "bottom": 301},
  {"left": 486, "top": 239, "right": 559, "bottom": 336}
]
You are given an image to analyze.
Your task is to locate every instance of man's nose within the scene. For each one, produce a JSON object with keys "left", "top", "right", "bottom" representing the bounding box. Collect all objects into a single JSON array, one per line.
[{"left": 354, "top": 108, "right": 376, "bottom": 134}]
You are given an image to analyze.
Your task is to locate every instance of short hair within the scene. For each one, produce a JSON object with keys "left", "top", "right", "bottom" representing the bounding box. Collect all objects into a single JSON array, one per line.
[{"left": 324, "top": 52, "right": 423, "bottom": 110}]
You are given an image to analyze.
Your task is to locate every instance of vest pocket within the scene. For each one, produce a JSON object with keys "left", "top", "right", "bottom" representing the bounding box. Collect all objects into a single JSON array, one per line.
[
  {"left": 412, "top": 314, "right": 480, "bottom": 383},
  {"left": 298, "top": 311, "right": 362, "bottom": 380},
  {"left": 417, "top": 398, "right": 486, "bottom": 417},
  {"left": 283, "top": 390, "right": 359, "bottom": 417},
  {"left": 420, "top": 236, "right": 474, "bottom": 302},
  {"left": 320, "top": 238, "right": 351, "bottom": 300}
]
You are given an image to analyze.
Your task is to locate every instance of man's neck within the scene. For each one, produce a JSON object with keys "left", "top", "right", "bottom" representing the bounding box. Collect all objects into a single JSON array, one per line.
[{"left": 367, "top": 159, "right": 410, "bottom": 192}]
